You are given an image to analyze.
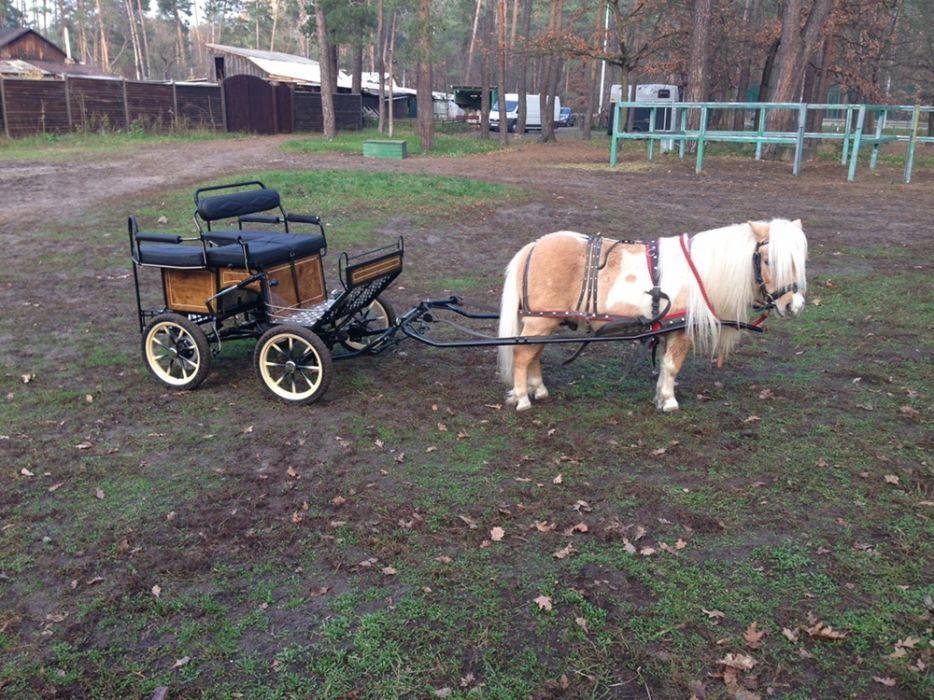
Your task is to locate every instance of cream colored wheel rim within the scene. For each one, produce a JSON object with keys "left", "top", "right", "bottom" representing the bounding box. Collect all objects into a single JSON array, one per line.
[{"left": 258, "top": 331, "right": 325, "bottom": 401}]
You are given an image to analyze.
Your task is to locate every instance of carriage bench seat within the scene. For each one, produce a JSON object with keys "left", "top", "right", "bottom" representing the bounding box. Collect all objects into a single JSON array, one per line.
[
  {"left": 132, "top": 230, "right": 208, "bottom": 268},
  {"left": 204, "top": 230, "right": 327, "bottom": 259},
  {"left": 131, "top": 222, "right": 309, "bottom": 271}
]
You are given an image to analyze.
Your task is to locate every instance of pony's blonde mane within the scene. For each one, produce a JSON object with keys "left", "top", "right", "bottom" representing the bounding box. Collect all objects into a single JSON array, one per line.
[{"left": 682, "top": 219, "right": 807, "bottom": 358}]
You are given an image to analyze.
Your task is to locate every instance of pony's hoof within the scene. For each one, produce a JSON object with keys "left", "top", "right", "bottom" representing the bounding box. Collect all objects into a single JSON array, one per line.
[
  {"left": 660, "top": 398, "right": 679, "bottom": 412},
  {"left": 532, "top": 386, "right": 549, "bottom": 400},
  {"left": 516, "top": 397, "right": 532, "bottom": 411}
]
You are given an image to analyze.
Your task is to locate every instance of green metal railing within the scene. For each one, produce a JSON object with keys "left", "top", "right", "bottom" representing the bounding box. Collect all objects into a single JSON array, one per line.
[{"left": 609, "top": 101, "right": 934, "bottom": 183}]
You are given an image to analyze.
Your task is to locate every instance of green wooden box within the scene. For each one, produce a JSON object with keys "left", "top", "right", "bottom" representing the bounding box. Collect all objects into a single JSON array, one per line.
[{"left": 363, "top": 139, "right": 408, "bottom": 159}]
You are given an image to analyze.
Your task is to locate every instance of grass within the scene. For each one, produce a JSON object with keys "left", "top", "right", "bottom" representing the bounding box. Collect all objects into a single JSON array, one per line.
[
  {"left": 281, "top": 121, "right": 509, "bottom": 158},
  {"left": 0, "top": 129, "right": 234, "bottom": 162},
  {"left": 0, "top": 154, "right": 931, "bottom": 698}
]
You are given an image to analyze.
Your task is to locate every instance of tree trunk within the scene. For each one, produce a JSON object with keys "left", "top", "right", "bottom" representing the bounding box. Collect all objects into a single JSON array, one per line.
[
  {"left": 351, "top": 45, "right": 363, "bottom": 94},
  {"left": 315, "top": 1, "right": 336, "bottom": 138},
  {"left": 733, "top": 0, "right": 759, "bottom": 130},
  {"left": 465, "top": 0, "right": 484, "bottom": 84},
  {"left": 767, "top": 0, "right": 834, "bottom": 134},
  {"left": 539, "top": 0, "right": 563, "bottom": 143},
  {"left": 135, "top": 0, "right": 151, "bottom": 79},
  {"left": 582, "top": 0, "right": 605, "bottom": 139},
  {"left": 516, "top": 0, "right": 531, "bottom": 133},
  {"left": 377, "top": 0, "right": 386, "bottom": 133},
  {"left": 685, "top": 0, "right": 713, "bottom": 150},
  {"left": 496, "top": 0, "right": 509, "bottom": 145},
  {"left": 387, "top": 13, "right": 397, "bottom": 137},
  {"left": 417, "top": 0, "right": 434, "bottom": 151},
  {"left": 479, "top": 4, "right": 491, "bottom": 139}
]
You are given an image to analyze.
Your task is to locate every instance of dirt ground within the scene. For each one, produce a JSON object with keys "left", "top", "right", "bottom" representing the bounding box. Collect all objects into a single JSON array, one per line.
[{"left": 1, "top": 133, "right": 932, "bottom": 698}]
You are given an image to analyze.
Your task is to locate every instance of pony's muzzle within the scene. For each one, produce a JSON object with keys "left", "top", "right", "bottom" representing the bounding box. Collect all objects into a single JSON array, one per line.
[{"left": 777, "top": 291, "right": 806, "bottom": 317}]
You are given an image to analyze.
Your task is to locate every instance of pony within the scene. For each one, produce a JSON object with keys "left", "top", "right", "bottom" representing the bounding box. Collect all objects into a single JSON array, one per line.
[{"left": 497, "top": 219, "right": 808, "bottom": 412}]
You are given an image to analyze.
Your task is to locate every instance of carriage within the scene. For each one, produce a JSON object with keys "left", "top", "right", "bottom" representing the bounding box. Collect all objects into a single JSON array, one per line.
[
  {"left": 130, "top": 181, "right": 807, "bottom": 410},
  {"left": 129, "top": 181, "right": 403, "bottom": 405}
]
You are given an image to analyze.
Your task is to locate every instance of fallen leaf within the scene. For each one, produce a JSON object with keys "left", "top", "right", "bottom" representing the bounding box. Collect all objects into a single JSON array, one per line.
[
  {"left": 622, "top": 538, "right": 637, "bottom": 554},
  {"left": 459, "top": 515, "right": 478, "bottom": 529},
  {"left": 45, "top": 481, "right": 62, "bottom": 492},
  {"left": 872, "top": 676, "right": 896, "bottom": 687},
  {"left": 490, "top": 526, "right": 505, "bottom": 542},
  {"left": 20, "top": 468, "right": 34, "bottom": 477},
  {"left": 575, "top": 616, "right": 589, "bottom": 633},
  {"left": 172, "top": 656, "right": 190, "bottom": 669},
  {"left": 743, "top": 621, "right": 766, "bottom": 650},
  {"left": 151, "top": 585, "right": 161, "bottom": 598},
  {"left": 95, "top": 488, "right": 105, "bottom": 500},
  {"left": 437, "top": 422, "right": 448, "bottom": 432},
  {"left": 702, "top": 608, "right": 725, "bottom": 621},
  {"left": 651, "top": 446, "right": 668, "bottom": 456},
  {"left": 639, "top": 547, "right": 656, "bottom": 556},
  {"left": 888, "top": 647, "right": 908, "bottom": 659},
  {"left": 743, "top": 415, "right": 760, "bottom": 423},
  {"left": 331, "top": 495, "right": 346, "bottom": 506},
  {"left": 434, "top": 688, "right": 452, "bottom": 698},
  {"left": 394, "top": 451, "right": 406, "bottom": 463},
  {"left": 21, "top": 373, "right": 33, "bottom": 384},
  {"left": 675, "top": 538, "right": 688, "bottom": 550},
  {"left": 883, "top": 474, "right": 900, "bottom": 485},
  {"left": 242, "top": 425, "right": 253, "bottom": 434},
  {"left": 553, "top": 544, "right": 574, "bottom": 559},
  {"left": 552, "top": 474, "right": 563, "bottom": 484},
  {"left": 533, "top": 520, "right": 556, "bottom": 532},
  {"left": 381, "top": 566, "right": 397, "bottom": 575},
  {"left": 782, "top": 627, "right": 798, "bottom": 643},
  {"left": 896, "top": 636, "right": 920, "bottom": 649},
  {"left": 290, "top": 512, "right": 303, "bottom": 524},
  {"left": 563, "top": 522, "right": 589, "bottom": 536},
  {"left": 806, "top": 620, "right": 847, "bottom": 640},
  {"left": 85, "top": 394, "right": 93, "bottom": 404},
  {"left": 533, "top": 595, "right": 553, "bottom": 612},
  {"left": 76, "top": 441, "right": 92, "bottom": 450},
  {"left": 719, "top": 653, "right": 757, "bottom": 671}
]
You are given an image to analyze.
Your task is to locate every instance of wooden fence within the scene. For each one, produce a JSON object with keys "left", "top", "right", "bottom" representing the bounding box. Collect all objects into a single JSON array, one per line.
[{"left": 0, "top": 76, "right": 225, "bottom": 138}]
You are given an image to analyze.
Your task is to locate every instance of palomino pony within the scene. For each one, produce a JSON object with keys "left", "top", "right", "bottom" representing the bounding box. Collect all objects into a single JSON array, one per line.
[{"left": 497, "top": 219, "right": 808, "bottom": 411}]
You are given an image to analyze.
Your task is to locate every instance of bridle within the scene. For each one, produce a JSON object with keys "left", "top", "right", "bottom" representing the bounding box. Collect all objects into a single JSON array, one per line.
[{"left": 752, "top": 239, "right": 798, "bottom": 311}]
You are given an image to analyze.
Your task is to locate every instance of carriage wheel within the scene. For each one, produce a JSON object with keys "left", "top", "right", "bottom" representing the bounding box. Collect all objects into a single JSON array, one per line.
[
  {"left": 340, "top": 298, "right": 396, "bottom": 351},
  {"left": 254, "top": 325, "right": 333, "bottom": 405},
  {"left": 142, "top": 313, "right": 211, "bottom": 390}
]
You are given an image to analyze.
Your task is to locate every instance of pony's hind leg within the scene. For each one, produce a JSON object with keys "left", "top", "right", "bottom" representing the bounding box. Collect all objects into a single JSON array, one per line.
[
  {"left": 507, "top": 318, "right": 558, "bottom": 411},
  {"left": 654, "top": 332, "right": 692, "bottom": 412},
  {"left": 506, "top": 344, "right": 541, "bottom": 411}
]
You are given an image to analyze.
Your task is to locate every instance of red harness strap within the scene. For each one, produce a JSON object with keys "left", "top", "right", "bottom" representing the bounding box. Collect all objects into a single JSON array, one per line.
[{"left": 679, "top": 233, "right": 718, "bottom": 319}]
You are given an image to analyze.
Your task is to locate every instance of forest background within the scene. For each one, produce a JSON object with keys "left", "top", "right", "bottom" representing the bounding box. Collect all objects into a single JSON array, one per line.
[{"left": 2, "top": 1, "right": 932, "bottom": 144}]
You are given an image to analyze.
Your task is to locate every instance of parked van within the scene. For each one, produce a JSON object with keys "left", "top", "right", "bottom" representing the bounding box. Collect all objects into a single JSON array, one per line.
[{"left": 490, "top": 93, "right": 562, "bottom": 132}]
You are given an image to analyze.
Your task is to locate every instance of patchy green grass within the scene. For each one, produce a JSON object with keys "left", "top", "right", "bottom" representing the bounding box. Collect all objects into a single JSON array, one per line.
[
  {"left": 0, "top": 129, "right": 235, "bottom": 162},
  {"left": 282, "top": 122, "right": 508, "bottom": 158},
  {"left": 0, "top": 153, "right": 931, "bottom": 699}
]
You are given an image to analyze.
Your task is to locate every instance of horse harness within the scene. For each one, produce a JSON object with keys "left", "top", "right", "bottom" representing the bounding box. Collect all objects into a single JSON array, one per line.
[
  {"left": 752, "top": 239, "right": 798, "bottom": 311},
  {"left": 520, "top": 235, "right": 678, "bottom": 334}
]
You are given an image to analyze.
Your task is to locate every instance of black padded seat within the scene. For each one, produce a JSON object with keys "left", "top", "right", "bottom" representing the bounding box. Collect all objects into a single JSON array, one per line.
[
  {"left": 204, "top": 230, "right": 327, "bottom": 258},
  {"left": 204, "top": 240, "right": 294, "bottom": 269},
  {"left": 136, "top": 243, "right": 206, "bottom": 268},
  {"left": 197, "top": 189, "right": 281, "bottom": 222}
]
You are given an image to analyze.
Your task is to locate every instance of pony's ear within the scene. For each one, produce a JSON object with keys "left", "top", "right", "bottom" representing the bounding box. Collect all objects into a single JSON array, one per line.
[
  {"left": 748, "top": 221, "right": 770, "bottom": 241},
  {"left": 791, "top": 218, "right": 803, "bottom": 229}
]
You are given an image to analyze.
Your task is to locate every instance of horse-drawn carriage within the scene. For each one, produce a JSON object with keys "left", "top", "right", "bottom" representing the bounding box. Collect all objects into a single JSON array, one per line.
[
  {"left": 129, "top": 181, "right": 402, "bottom": 405},
  {"left": 130, "top": 181, "right": 808, "bottom": 411}
]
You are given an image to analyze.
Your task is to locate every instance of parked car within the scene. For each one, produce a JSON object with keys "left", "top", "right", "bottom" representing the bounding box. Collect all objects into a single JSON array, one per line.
[{"left": 557, "top": 106, "right": 576, "bottom": 127}]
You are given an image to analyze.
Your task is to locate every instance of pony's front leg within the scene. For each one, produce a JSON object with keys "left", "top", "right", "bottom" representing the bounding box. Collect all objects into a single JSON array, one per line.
[{"left": 654, "top": 332, "right": 692, "bottom": 412}]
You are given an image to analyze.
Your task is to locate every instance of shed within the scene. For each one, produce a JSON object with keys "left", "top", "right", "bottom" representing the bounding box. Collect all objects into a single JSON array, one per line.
[
  {"left": 206, "top": 43, "right": 362, "bottom": 133},
  {"left": 0, "top": 27, "right": 108, "bottom": 78}
]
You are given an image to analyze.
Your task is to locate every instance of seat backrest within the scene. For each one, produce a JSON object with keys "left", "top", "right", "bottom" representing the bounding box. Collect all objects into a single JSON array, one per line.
[{"left": 196, "top": 188, "right": 282, "bottom": 223}]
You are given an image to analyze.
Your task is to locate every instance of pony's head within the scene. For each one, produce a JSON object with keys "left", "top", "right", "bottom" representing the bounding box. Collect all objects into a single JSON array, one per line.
[{"left": 748, "top": 219, "right": 808, "bottom": 318}]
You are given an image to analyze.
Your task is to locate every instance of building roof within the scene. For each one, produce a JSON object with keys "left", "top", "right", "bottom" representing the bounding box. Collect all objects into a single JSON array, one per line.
[
  {"left": 0, "top": 27, "right": 32, "bottom": 48},
  {"left": 206, "top": 43, "right": 418, "bottom": 96}
]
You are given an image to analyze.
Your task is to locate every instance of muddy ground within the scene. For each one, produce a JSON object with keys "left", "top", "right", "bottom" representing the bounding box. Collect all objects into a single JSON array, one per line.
[{"left": 1, "top": 133, "right": 932, "bottom": 698}]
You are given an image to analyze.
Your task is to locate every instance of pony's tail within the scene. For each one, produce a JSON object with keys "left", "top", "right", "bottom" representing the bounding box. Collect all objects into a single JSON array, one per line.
[{"left": 497, "top": 244, "right": 530, "bottom": 384}]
